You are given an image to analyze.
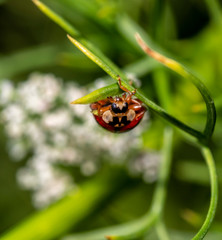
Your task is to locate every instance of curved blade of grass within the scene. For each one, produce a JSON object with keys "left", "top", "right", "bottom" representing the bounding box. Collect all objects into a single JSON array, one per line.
[
  {"left": 32, "top": 0, "right": 80, "bottom": 37},
  {"left": 136, "top": 33, "right": 216, "bottom": 140},
  {"left": 62, "top": 127, "right": 174, "bottom": 240},
  {"left": 205, "top": 0, "right": 222, "bottom": 25},
  {"left": 193, "top": 95, "right": 222, "bottom": 113},
  {"left": 0, "top": 168, "right": 128, "bottom": 240},
  {"left": 155, "top": 221, "right": 170, "bottom": 240},
  {"left": 192, "top": 146, "right": 218, "bottom": 240}
]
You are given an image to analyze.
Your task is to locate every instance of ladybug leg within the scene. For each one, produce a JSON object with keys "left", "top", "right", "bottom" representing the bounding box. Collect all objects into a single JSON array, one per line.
[
  {"left": 130, "top": 99, "right": 143, "bottom": 105},
  {"left": 97, "top": 99, "right": 111, "bottom": 105},
  {"left": 122, "top": 93, "right": 127, "bottom": 100},
  {"left": 128, "top": 101, "right": 146, "bottom": 119},
  {"left": 134, "top": 109, "right": 146, "bottom": 120},
  {"left": 117, "top": 76, "right": 136, "bottom": 96},
  {"left": 107, "top": 97, "right": 115, "bottom": 103},
  {"left": 91, "top": 99, "right": 109, "bottom": 107},
  {"left": 90, "top": 102, "right": 101, "bottom": 110},
  {"left": 90, "top": 101, "right": 110, "bottom": 116},
  {"left": 99, "top": 105, "right": 112, "bottom": 116},
  {"left": 125, "top": 91, "right": 136, "bottom": 104},
  {"left": 117, "top": 76, "right": 137, "bottom": 104},
  {"left": 90, "top": 103, "right": 111, "bottom": 116},
  {"left": 128, "top": 103, "right": 144, "bottom": 111}
]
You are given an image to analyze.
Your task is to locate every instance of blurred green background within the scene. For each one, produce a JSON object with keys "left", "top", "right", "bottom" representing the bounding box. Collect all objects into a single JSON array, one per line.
[{"left": 0, "top": 0, "right": 222, "bottom": 239}]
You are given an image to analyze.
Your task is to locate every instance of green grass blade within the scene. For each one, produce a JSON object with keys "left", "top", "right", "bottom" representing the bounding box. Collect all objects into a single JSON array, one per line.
[
  {"left": 0, "top": 169, "right": 128, "bottom": 240},
  {"left": 67, "top": 35, "right": 126, "bottom": 81},
  {"left": 192, "top": 146, "right": 218, "bottom": 240},
  {"left": 136, "top": 33, "right": 216, "bottom": 141},
  {"left": 205, "top": 0, "right": 222, "bottom": 25},
  {"left": 32, "top": 0, "right": 80, "bottom": 37},
  {"left": 0, "top": 45, "right": 59, "bottom": 78}
]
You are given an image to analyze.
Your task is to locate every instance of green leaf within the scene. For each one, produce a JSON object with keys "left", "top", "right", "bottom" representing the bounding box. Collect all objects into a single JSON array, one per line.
[
  {"left": 71, "top": 83, "right": 121, "bottom": 104},
  {"left": 0, "top": 168, "right": 128, "bottom": 240}
]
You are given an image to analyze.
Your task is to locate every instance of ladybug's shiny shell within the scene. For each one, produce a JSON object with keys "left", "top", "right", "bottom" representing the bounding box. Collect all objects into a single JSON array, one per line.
[
  {"left": 90, "top": 97, "right": 146, "bottom": 133},
  {"left": 90, "top": 77, "right": 146, "bottom": 133},
  {"left": 92, "top": 107, "right": 145, "bottom": 133}
]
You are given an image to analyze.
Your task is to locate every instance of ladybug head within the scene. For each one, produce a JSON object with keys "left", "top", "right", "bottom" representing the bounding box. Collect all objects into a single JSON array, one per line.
[{"left": 111, "top": 99, "right": 128, "bottom": 113}]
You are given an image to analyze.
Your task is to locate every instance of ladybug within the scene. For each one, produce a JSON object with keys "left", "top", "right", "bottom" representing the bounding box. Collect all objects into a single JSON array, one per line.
[{"left": 90, "top": 77, "right": 146, "bottom": 133}]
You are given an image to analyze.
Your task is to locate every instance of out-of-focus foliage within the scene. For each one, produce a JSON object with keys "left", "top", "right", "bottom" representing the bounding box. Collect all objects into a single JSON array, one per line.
[{"left": 0, "top": 0, "right": 222, "bottom": 240}]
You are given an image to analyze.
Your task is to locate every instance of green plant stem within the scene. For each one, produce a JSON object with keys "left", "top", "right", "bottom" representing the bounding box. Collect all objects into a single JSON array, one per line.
[
  {"left": 149, "top": 128, "right": 173, "bottom": 216},
  {"left": 67, "top": 35, "right": 126, "bottom": 81},
  {"left": 155, "top": 221, "right": 170, "bottom": 240},
  {"left": 192, "top": 146, "right": 218, "bottom": 240},
  {"left": 62, "top": 127, "right": 174, "bottom": 240},
  {"left": 32, "top": 0, "right": 80, "bottom": 37},
  {"left": 0, "top": 168, "right": 128, "bottom": 240},
  {"left": 205, "top": 0, "right": 222, "bottom": 25},
  {"left": 136, "top": 33, "right": 216, "bottom": 141},
  {"left": 193, "top": 95, "right": 222, "bottom": 113}
]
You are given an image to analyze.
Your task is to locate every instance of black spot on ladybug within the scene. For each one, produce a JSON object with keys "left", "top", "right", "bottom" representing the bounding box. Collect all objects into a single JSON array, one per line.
[
  {"left": 109, "top": 116, "right": 130, "bottom": 127},
  {"left": 121, "top": 116, "right": 130, "bottom": 125}
]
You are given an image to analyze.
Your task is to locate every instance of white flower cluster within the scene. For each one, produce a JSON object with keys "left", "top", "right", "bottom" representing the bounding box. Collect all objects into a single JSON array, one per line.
[
  {"left": 129, "top": 152, "right": 161, "bottom": 183},
  {"left": 0, "top": 73, "right": 160, "bottom": 208}
]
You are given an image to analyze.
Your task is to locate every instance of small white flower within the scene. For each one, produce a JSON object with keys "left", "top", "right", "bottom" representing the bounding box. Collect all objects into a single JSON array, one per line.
[
  {"left": 5, "top": 122, "right": 24, "bottom": 138},
  {"left": 64, "top": 83, "right": 86, "bottom": 103},
  {"left": 8, "top": 140, "right": 26, "bottom": 161},
  {"left": 18, "top": 73, "right": 61, "bottom": 113},
  {"left": 2, "top": 104, "right": 25, "bottom": 123},
  {"left": 0, "top": 80, "right": 14, "bottom": 105},
  {"left": 129, "top": 152, "right": 160, "bottom": 183},
  {"left": 25, "top": 122, "right": 46, "bottom": 145},
  {"left": 42, "top": 109, "right": 72, "bottom": 130},
  {"left": 81, "top": 161, "right": 98, "bottom": 176}
]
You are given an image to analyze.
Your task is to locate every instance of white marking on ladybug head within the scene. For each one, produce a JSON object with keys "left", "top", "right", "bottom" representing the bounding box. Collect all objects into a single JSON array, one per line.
[
  {"left": 117, "top": 102, "right": 124, "bottom": 110},
  {"left": 127, "top": 109, "right": 136, "bottom": 121},
  {"left": 102, "top": 110, "right": 113, "bottom": 123}
]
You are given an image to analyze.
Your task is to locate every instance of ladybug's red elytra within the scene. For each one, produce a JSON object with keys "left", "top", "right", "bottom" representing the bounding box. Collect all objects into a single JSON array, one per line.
[{"left": 90, "top": 77, "right": 146, "bottom": 133}]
